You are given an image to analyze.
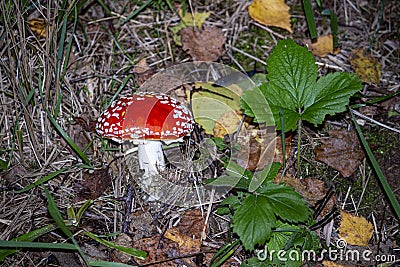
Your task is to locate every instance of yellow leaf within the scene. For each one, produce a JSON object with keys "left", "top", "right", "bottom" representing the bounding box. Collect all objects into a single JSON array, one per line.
[
  {"left": 28, "top": 18, "right": 50, "bottom": 38},
  {"left": 338, "top": 210, "right": 373, "bottom": 246},
  {"left": 189, "top": 83, "right": 242, "bottom": 135},
  {"left": 180, "top": 10, "right": 210, "bottom": 28},
  {"left": 322, "top": 260, "right": 349, "bottom": 267},
  {"left": 171, "top": 10, "right": 211, "bottom": 45},
  {"left": 310, "top": 35, "right": 340, "bottom": 57},
  {"left": 164, "top": 227, "right": 201, "bottom": 251},
  {"left": 350, "top": 48, "right": 381, "bottom": 84},
  {"left": 248, "top": 0, "right": 292, "bottom": 33},
  {"left": 213, "top": 111, "right": 242, "bottom": 138}
]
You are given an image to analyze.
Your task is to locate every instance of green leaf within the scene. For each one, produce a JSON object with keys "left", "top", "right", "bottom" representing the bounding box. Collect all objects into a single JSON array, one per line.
[
  {"left": 302, "top": 0, "right": 318, "bottom": 39},
  {"left": 0, "top": 224, "right": 57, "bottom": 262},
  {"left": 260, "top": 39, "right": 362, "bottom": 131},
  {"left": 15, "top": 167, "right": 70, "bottom": 193},
  {"left": 258, "top": 183, "right": 312, "bottom": 223},
  {"left": 302, "top": 72, "right": 362, "bottom": 126},
  {"left": 85, "top": 232, "right": 147, "bottom": 260},
  {"left": 241, "top": 87, "right": 275, "bottom": 125},
  {"left": 233, "top": 194, "right": 276, "bottom": 251}
]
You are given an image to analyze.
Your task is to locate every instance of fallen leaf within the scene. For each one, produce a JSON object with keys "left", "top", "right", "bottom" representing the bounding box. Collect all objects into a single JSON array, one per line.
[
  {"left": 322, "top": 260, "right": 348, "bottom": 267},
  {"left": 171, "top": 10, "right": 210, "bottom": 45},
  {"left": 181, "top": 26, "right": 225, "bottom": 61},
  {"left": 133, "top": 58, "right": 154, "bottom": 86},
  {"left": 213, "top": 111, "right": 242, "bottom": 138},
  {"left": 350, "top": 48, "right": 382, "bottom": 84},
  {"left": 134, "top": 235, "right": 180, "bottom": 266},
  {"left": 310, "top": 35, "right": 340, "bottom": 57},
  {"left": 176, "top": 209, "right": 205, "bottom": 239},
  {"left": 338, "top": 210, "right": 373, "bottom": 246},
  {"left": 73, "top": 169, "right": 111, "bottom": 201},
  {"left": 190, "top": 82, "right": 242, "bottom": 135},
  {"left": 314, "top": 130, "right": 365, "bottom": 177},
  {"left": 110, "top": 233, "right": 133, "bottom": 263},
  {"left": 164, "top": 227, "right": 201, "bottom": 253},
  {"left": 274, "top": 176, "right": 334, "bottom": 208},
  {"left": 28, "top": 18, "right": 50, "bottom": 38},
  {"left": 235, "top": 127, "right": 276, "bottom": 171},
  {"left": 248, "top": 0, "right": 292, "bottom": 33}
]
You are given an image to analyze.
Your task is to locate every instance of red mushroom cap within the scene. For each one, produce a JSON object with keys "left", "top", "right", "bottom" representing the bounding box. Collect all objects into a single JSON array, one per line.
[{"left": 96, "top": 93, "right": 194, "bottom": 143}]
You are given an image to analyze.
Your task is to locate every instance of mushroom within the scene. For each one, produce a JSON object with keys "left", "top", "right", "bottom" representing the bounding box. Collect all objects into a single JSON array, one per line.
[{"left": 96, "top": 92, "right": 194, "bottom": 192}]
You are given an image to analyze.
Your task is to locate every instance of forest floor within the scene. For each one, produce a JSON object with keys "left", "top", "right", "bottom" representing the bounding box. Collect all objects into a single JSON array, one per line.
[{"left": 0, "top": 0, "right": 399, "bottom": 266}]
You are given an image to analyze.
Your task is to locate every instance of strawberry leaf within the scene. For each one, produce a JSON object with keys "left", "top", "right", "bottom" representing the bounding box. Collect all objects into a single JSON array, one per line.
[
  {"left": 258, "top": 182, "right": 312, "bottom": 222},
  {"left": 233, "top": 194, "right": 276, "bottom": 250},
  {"left": 258, "top": 39, "right": 362, "bottom": 131}
]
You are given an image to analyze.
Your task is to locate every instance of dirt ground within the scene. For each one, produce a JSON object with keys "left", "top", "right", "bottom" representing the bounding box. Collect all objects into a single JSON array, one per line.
[{"left": 0, "top": 0, "right": 399, "bottom": 266}]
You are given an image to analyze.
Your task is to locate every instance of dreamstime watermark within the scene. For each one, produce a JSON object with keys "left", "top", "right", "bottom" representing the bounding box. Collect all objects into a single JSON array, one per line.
[{"left": 256, "top": 239, "right": 397, "bottom": 263}]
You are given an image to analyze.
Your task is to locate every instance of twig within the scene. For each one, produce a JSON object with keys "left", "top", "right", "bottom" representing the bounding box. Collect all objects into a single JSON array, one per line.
[{"left": 350, "top": 108, "right": 400, "bottom": 134}]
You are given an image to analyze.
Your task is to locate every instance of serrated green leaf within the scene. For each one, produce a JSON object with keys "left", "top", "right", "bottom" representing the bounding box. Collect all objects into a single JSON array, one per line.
[
  {"left": 260, "top": 39, "right": 362, "bottom": 131},
  {"left": 233, "top": 194, "right": 276, "bottom": 251},
  {"left": 302, "top": 72, "right": 362, "bottom": 126},
  {"left": 249, "top": 162, "right": 281, "bottom": 192},
  {"left": 258, "top": 183, "right": 312, "bottom": 223}
]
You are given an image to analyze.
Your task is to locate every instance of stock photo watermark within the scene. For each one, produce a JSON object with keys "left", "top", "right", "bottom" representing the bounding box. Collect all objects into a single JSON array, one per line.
[{"left": 256, "top": 239, "right": 397, "bottom": 264}]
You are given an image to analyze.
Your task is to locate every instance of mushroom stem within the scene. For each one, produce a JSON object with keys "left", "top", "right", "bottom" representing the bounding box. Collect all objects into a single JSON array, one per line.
[{"left": 138, "top": 140, "right": 165, "bottom": 183}]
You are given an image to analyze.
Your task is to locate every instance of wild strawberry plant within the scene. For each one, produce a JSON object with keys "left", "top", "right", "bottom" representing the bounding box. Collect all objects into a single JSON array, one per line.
[
  {"left": 212, "top": 39, "right": 362, "bottom": 266},
  {"left": 242, "top": 39, "right": 362, "bottom": 172}
]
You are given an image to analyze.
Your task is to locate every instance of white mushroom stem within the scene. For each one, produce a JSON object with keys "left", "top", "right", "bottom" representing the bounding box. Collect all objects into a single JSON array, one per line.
[{"left": 137, "top": 140, "right": 165, "bottom": 183}]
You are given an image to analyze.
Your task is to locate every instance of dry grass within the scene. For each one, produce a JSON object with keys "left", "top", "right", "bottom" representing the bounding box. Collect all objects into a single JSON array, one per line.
[{"left": 0, "top": 0, "right": 399, "bottom": 266}]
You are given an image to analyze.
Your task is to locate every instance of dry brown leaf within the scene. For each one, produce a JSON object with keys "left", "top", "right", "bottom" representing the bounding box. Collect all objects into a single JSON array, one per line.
[
  {"left": 181, "top": 26, "right": 225, "bottom": 61},
  {"left": 338, "top": 210, "right": 373, "bottom": 246},
  {"left": 322, "top": 260, "right": 348, "bottom": 267},
  {"left": 235, "top": 127, "right": 276, "bottom": 171},
  {"left": 248, "top": 0, "right": 292, "bottom": 33},
  {"left": 350, "top": 48, "right": 382, "bottom": 84},
  {"left": 28, "top": 18, "right": 50, "bottom": 38},
  {"left": 73, "top": 169, "right": 111, "bottom": 202},
  {"left": 176, "top": 209, "right": 205, "bottom": 239},
  {"left": 274, "top": 176, "right": 336, "bottom": 211},
  {"left": 314, "top": 130, "right": 365, "bottom": 177},
  {"left": 164, "top": 227, "right": 201, "bottom": 253},
  {"left": 135, "top": 235, "right": 180, "bottom": 267},
  {"left": 310, "top": 35, "right": 340, "bottom": 57},
  {"left": 110, "top": 233, "right": 133, "bottom": 263},
  {"left": 133, "top": 58, "right": 154, "bottom": 86}
]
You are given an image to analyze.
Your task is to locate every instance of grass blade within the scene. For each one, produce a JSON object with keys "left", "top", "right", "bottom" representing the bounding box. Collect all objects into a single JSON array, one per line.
[
  {"left": 302, "top": 0, "right": 318, "bottom": 39},
  {"left": 14, "top": 167, "right": 70, "bottom": 193},
  {"left": 118, "top": 0, "right": 153, "bottom": 27},
  {"left": 46, "top": 110, "right": 92, "bottom": 166},
  {"left": 0, "top": 224, "right": 57, "bottom": 262},
  {"left": 43, "top": 186, "right": 89, "bottom": 265},
  {"left": 85, "top": 231, "right": 147, "bottom": 260},
  {"left": 349, "top": 108, "right": 400, "bottom": 220},
  {"left": 0, "top": 241, "right": 78, "bottom": 250}
]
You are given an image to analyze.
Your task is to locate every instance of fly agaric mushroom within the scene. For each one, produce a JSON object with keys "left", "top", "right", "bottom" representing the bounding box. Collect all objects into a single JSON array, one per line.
[{"left": 96, "top": 92, "right": 194, "bottom": 191}]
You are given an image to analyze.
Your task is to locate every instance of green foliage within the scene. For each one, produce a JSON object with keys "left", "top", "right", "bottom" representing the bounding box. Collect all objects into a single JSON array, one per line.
[
  {"left": 232, "top": 182, "right": 312, "bottom": 251},
  {"left": 215, "top": 162, "right": 313, "bottom": 254},
  {"left": 0, "top": 224, "right": 58, "bottom": 262},
  {"left": 242, "top": 39, "right": 362, "bottom": 132}
]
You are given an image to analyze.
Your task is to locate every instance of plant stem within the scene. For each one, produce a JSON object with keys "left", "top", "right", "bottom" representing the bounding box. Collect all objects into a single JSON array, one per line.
[{"left": 297, "top": 119, "right": 302, "bottom": 178}]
